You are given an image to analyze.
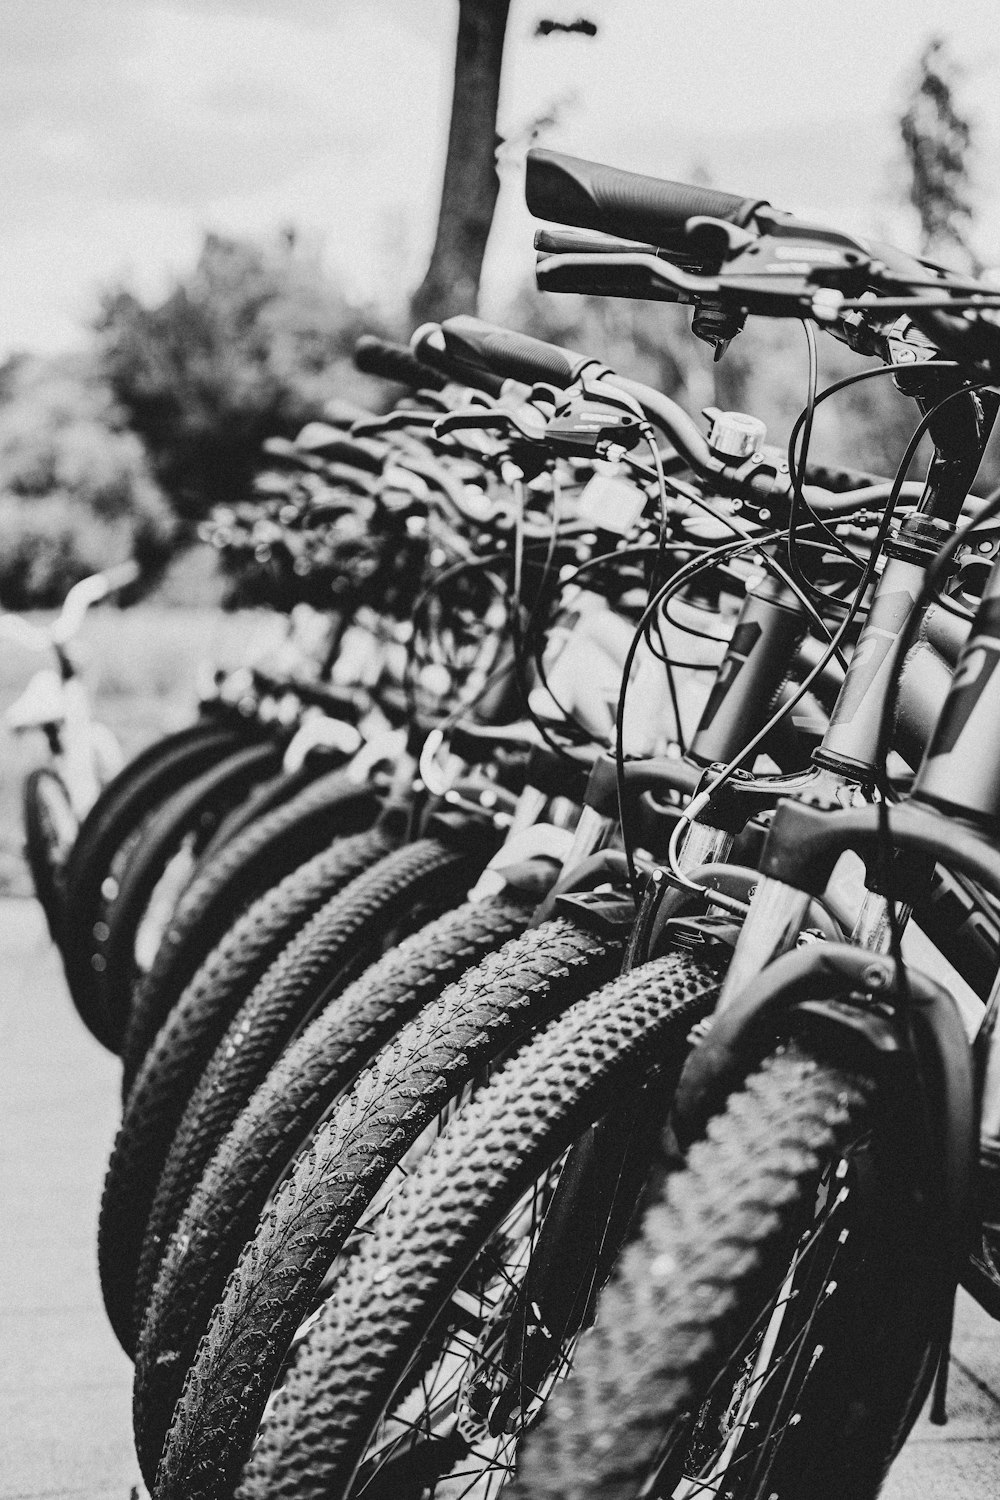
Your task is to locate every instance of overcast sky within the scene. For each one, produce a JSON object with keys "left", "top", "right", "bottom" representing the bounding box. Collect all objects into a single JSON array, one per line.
[{"left": 4, "top": 0, "right": 1000, "bottom": 356}]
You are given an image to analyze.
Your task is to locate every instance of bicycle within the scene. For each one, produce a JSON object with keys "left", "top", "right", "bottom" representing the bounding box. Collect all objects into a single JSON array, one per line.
[{"left": 1, "top": 560, "right": 138, "bottom": 941}]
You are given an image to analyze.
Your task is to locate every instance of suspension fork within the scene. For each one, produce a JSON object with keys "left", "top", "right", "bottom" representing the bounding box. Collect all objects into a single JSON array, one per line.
[
  {"left": 664, "top": 571, "right": 811, "bottom": 874},
  {"left": 715, "top": 529, "right": 945, "bottom": 996}
]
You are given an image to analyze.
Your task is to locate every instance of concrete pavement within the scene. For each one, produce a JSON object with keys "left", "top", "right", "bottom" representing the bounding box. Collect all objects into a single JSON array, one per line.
[
  {"left": 1, "top": 894, "right": 999, "bottom": 1498},
  {"left": 1, "top": 899, "right": 141, "bottom": 1499}
]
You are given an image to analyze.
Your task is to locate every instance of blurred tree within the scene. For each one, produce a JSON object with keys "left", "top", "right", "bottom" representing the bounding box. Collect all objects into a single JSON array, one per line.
[
  {"left": 900, "top": 35, "right": 979, "bottom": 270},
  {"left": 0, "top": 354, "right": 174, "bottom": 607},
  {"left": 96, "top": 231, "right": 376, "bottom": 521},
  {"left": 411, "top": 0, "right": 512, "bottom": 325},
  {"left": 412, "top": 2, "right": 597, "bottom": 325}
]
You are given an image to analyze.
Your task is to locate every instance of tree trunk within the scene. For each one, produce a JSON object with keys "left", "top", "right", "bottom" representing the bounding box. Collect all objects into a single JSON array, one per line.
[{"left": 410, "top": 0, "right": 511, "bottom": 327}]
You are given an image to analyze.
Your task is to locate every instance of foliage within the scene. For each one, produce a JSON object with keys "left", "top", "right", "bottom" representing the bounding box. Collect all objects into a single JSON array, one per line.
[
  {"left": 899, "top": 35, "right": 978, "bottom": 270},
  {"left": 0, "top": 354, "right": 175, "bottom": 608},
  {"left": 95, "top": 230, "right": 380, "bottom": 522}
]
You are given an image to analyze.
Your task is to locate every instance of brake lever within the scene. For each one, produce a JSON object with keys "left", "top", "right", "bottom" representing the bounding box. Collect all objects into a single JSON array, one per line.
[
  {"left": 351, "top": 411, "right": 440, "bottom": 437},
  {"left": 433, "top": 409, "right": 549, "bottom": 443}
]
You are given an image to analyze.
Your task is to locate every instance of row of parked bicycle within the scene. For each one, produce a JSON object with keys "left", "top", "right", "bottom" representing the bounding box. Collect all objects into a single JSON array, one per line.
[{"left": 20, "top": 145, "right": 1000, "bottom": 1498}]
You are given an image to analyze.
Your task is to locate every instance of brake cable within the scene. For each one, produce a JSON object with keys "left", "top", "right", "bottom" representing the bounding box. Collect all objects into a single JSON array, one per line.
[
  {"left": 785, "top": 359, "right": 978, "bottom": 619},
  {"left": 641, "top": 428, "right": 689, "bottom": 749},
  {"left": 614, "top": 532, "right": 782, "bottom": 906},
  {"left": 785, "top": 322, "right": 870, "bottom": 600}
]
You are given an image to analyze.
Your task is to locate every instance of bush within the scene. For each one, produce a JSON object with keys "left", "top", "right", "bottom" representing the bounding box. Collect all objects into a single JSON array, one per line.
[
  {"left": 0, "top": 353, "right": 175, "bottom": 608},
  {"left": 96, "top": 230, "right": 389, "bottom": 522}
]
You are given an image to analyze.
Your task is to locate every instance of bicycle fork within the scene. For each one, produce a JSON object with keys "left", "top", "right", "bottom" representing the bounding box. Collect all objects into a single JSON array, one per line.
[{"left": 717, "top": 511, "right": 964, "bottom": 1008}]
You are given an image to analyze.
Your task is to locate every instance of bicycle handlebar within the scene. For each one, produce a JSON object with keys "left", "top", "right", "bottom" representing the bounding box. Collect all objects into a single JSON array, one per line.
[
  {"left": 410, "top": 325, "right": 507, "bottom": 399},
  {"left": 604, "top": 374, "right": 904, "bottom": 508},
  {"left": 526, "top": 147, "right": 771, "bottom": 250},
  {"left": 431, "top": 313, "right": 904, "bottom": 509},
  {"left": 526, "top": 150, "right": 1000, "bottom": 371},
  {"left": 440, "top": 315, "right": 601, "bottom": 391},
  {"left": 353, "top": 335, "right": 449, "bottom": 392},
  {"left": 40, "top": 561, "right": 140, "bottom": 646}
]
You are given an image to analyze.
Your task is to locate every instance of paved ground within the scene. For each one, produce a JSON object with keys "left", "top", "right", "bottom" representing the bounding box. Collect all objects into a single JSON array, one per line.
[
  {"left": 1, "top": 894, "right": 999, "bottom": 1499},
  {"left": 1, "top": 900, "right": 141, "bottom": 1499}
]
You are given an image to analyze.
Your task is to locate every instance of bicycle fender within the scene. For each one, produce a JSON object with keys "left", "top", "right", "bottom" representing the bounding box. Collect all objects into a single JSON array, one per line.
[
  {"left": 672, "top": 942, "right": 976, "bottom": 1273},
  {"left": 529, "top": 848, "right": 632, "bottom": 928}
]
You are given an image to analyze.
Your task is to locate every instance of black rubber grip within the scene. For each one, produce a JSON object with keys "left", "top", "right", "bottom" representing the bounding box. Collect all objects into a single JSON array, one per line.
[
  {"left": 526, "top": 147, "right": 769, "bottom": 249},
  {"left": 353, "top": 335, "right": 448, "bottom": 391},
  {"left": 410, "top": 326, "right": 507, "bottom": 398},
  {"left": 441, "top": 315, "right": 596, "bottom": 390},
  {"left": 292, "top": 423, "right": 387, "bottom": 474},
  {"left": 801, "top": 458, "right": 891, "bottom": 494}
]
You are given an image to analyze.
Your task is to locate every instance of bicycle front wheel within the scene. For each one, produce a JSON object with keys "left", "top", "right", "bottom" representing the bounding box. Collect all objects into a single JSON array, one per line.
[
  {"left": 513, "top": 1042, "right": 945, "bottom": 1500},
  {"left": 23, "top": 765, "right": 77, "bottom": 945},
  {"left": 233, "top": 949, "right": 723, "bottom": 1500}
]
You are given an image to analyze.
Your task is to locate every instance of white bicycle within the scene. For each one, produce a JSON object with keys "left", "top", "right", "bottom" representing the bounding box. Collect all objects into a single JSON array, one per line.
[{"left": 2, "top": 561, "right": 138, "bottom": 937}]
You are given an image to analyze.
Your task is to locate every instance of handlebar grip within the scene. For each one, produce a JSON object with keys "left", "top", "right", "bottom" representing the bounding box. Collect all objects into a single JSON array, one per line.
[
  {"left": 526, "top": 147, "right": 769, "bottom": 249},
  {"left": 800, "top": 458, "right": 892, "bottom": 495},
  {"left": 353, "top": 335, "right": 448, "bottom": 392},
  {"left": 410, "top": 325, "right": 507, "bottom": 398},
  {"left": 440, "top": 315, "right": 597, "bottom": 390}
]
